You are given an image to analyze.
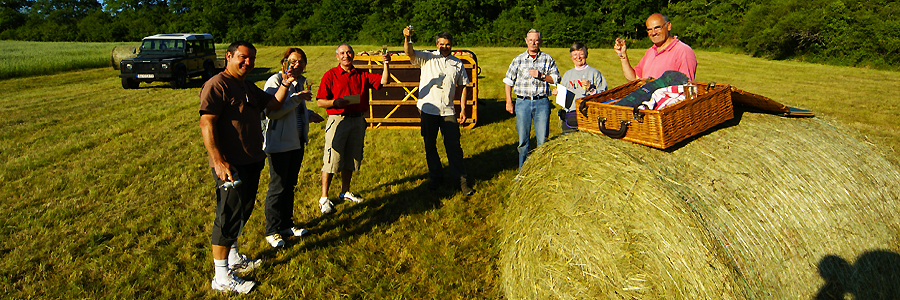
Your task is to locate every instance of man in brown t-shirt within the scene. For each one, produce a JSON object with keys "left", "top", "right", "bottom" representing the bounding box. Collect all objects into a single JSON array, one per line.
[{"left": 198, "top": 41, "right": 290, "bottom": 294}]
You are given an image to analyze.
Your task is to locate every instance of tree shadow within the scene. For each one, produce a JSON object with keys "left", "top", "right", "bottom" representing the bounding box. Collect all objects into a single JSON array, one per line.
[{"left": 815, "top": 251, "right": 900, "bottom": 299}]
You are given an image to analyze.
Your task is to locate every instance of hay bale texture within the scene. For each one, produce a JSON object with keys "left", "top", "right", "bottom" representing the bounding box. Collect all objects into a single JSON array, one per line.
[
  {"left": 502, "top": 112, "right": 900, "bottom": 299},
  {"left": 110, "top": 46, "right": 138, "bottom": 70}
]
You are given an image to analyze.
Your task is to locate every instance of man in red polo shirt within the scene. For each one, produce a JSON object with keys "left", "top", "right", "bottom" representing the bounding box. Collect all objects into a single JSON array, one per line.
[
  {"left": 315, "top": 44, "right": 389, "bottom": 214},
  {"left": 614, "top": 13, "right": 697, "bottom": 81}
]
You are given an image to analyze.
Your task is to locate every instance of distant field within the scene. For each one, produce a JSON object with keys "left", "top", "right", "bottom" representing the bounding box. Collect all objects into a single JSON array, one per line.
[
  {"left": 0, "top": 41, "right": 137, "bottom": 79},
  {"left": 1, "top": 43, "right": 898, "bottom": 299}
]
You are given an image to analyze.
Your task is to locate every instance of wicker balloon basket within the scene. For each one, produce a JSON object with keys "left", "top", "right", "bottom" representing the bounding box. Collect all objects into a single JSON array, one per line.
[{"left": 575, "top": 79, "right": 735, "bottom": 149}]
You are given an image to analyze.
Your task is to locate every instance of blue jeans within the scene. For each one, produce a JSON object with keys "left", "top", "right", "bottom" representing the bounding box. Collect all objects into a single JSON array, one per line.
[{"left": 515, "top": 97, "right": 551, "bottom": 172}]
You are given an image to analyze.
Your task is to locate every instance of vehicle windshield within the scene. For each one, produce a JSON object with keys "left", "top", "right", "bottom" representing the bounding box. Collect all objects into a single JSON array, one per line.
[{"left": 139, "top": 39, "right": 185, "bottom": 54}]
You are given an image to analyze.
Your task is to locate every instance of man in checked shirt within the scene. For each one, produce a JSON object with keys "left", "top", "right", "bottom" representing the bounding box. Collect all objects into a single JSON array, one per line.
[{"left": 503, "top": 29, "right": 560, "bottom": 176}]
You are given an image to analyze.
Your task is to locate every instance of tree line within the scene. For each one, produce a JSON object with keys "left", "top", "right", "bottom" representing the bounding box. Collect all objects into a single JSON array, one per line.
[{"left": 2, "top": 0, "right": 898, "bottom": 69}]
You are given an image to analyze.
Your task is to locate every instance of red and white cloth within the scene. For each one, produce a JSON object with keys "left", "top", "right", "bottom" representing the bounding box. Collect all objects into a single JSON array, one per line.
[{"left": 641, "top": 85, "right": 686, "bottom": 110}]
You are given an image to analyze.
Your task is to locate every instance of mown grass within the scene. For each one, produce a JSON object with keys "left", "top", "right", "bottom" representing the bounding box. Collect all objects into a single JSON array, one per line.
[
  {"left": 0, "top": 43, "right": 898, "bottom": 299},
  {"left": 0, "top": 41, "right": 140, "bottom": 80}
]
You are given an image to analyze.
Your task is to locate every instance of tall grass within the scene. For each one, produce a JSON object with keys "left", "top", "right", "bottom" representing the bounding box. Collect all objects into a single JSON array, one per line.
[
  {"left": 0, "top": 43, "right": 898, "bottom": 299},
  {"left": 0, "top": 41, "right": 136, "bottom": 80}
]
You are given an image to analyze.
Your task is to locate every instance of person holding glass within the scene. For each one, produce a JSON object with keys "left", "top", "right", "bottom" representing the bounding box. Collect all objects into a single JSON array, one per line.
[
  {"left": 503, "top": 29, "right": 559, "bottom": 176},
  {"left": 261, "top": 48, "right": 324, "bottom": 248},
  {"left": 614, "top": 13, "right": 697, "bottom": 81},
  {"left": 555, "top": 42, "right": 607, "bottom": 133}
]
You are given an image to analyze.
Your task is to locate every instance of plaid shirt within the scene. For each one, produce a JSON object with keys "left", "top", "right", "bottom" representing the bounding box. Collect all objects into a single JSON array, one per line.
[{"left": 502, "top": 51, "right": 559, "bottom": 98}]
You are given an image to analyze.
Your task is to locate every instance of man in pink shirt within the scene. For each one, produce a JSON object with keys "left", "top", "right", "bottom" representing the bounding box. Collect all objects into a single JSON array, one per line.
[{"left": 614, "top": 13, "right": 697, "bottom": 81}]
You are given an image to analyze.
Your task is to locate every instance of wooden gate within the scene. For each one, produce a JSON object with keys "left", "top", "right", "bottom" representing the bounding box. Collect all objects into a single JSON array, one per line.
[{"left": 352, "top": 50, "right": 479, "bottom": 128}]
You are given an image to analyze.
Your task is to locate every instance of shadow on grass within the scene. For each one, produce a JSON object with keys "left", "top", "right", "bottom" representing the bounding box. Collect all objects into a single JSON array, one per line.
[
  {"left": 473, "top": 98, "right": 515, "bottom": 128},
  {"left": 258, "top": 131, "right": 519, "bottom": 267}
]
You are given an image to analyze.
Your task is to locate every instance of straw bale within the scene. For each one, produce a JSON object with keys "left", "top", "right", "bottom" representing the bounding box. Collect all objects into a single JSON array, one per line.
[
  {"left": 110, "top": 46, "right": 138, "bottom": 70},
  {"left": 501, "top": 112, "right": 900, "bottom": 299}
]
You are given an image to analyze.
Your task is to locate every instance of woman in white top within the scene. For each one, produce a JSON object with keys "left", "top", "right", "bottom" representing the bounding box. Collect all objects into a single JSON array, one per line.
[{"left": 261, "top": 48, "right": 324, "bottom": 248}]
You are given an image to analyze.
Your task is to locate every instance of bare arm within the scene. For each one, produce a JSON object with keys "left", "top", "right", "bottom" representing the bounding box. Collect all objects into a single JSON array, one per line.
[
  {"left": 199, "top": 114, "right": 234, "bottom": 182},
  {"left": 403, "top": 26, "right": 416, "bottom": 62},
  {"left": 381, "top": 54, "right": 390, "bottom": 85},
  {"left": 615, "top": 38, "right": 638, "bottom": 81},
  {"left": 458, "top": 86, "right": 468, "bottom": 123},
  {"left": 505, "top": 84, "right": 514, "bottom": 114},
  {"left": 527, "top": 69, "right": 556, "bottom": 85},
  {"left": 317, "top": 97, "right": 348, "bottom": 108},
  {"left": 265, "top": 80, "right": 290, "bottom": 111},
  {"left": 264, "top": 74, "right": 305, "bottom": 119}
]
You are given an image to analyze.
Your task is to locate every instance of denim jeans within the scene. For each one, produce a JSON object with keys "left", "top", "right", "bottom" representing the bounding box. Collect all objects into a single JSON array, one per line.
[{"left": 515, "top": 97, "right": 551, "bottom": 172}]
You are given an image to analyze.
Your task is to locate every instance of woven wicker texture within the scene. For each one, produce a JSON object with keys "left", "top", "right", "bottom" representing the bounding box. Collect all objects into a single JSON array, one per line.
[{"left": 576, "top": 80, "right": 735, "bottom": 149}]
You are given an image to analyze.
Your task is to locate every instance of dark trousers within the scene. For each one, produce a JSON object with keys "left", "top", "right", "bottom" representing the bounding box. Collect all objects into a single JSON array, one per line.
[
  {"left": 421, "top": 113, "right": 467, "bottom": 181},
  {"left": 210, "top": 160, "right": 264, "bottom": 247},
  {"left": 264, "top": 147, "right": 304, "bottom": 235}
]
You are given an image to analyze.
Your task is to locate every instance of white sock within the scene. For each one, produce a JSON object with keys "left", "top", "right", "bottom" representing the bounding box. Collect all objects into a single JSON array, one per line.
[
  {"left": 214, "top": 259, "right": 230, "bottom": 282},
  {"left": 228, "top": 243, "right": 241, "bottom": 264}
]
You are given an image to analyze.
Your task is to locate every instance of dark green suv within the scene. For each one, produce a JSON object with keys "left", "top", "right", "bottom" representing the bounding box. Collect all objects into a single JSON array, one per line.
[{"left": 119, "top": 34, "right": 219, "bottom": 89}]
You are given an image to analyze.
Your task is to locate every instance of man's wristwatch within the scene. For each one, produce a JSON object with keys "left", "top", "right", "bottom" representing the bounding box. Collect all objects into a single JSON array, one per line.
[{"left": 281, "top": 81, "right": 290, "bottom": 87}]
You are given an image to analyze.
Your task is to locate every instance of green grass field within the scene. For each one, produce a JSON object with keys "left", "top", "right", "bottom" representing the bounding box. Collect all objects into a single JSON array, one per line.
[
  {"left": 1, "top": 43, "right": 898, "bottom": 299},
  {"left": 0, "top": 41, "right": 138, "bottom": 80}
]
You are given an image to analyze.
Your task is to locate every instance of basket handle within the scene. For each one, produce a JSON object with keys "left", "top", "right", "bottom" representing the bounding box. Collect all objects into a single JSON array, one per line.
[
  {"left": 598, "top": 117, "right": 629, "bottom": 139},
  {"left": 578, "top": 98, "right": 590, "bottom": 117}
]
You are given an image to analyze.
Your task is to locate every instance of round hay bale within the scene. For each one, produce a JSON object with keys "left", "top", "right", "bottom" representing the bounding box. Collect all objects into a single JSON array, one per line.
[
  {"left": 502, "top": 112, "right": 900, "bottom": 299},
  {"left": 110, "top": 46, "right": 138, "bottom": 70}
]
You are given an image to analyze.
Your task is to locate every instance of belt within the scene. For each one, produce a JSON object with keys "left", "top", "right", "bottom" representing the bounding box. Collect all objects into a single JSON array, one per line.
[
  {"left": 518, "top": 95, "right": 548, "bottom": 100},
  {"left": 339, "top": 112, "right": 363, "bottom": 117}
]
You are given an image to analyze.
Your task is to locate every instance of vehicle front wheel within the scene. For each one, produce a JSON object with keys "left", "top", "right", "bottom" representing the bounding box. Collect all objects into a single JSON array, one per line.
[
  {"left": 170, "top": 68, "right": 187, "bottom": 89},
  {"left": 122, "top": 78, "right": 140, "bottom": 89}
]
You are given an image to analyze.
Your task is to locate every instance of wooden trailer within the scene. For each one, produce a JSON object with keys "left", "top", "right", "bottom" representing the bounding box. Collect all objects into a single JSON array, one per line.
[{"left": 352, "top": 50, "right": 479, "bottom": 128}]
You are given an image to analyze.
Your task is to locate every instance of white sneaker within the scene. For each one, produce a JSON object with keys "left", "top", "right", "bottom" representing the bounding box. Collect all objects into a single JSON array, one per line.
[
  {"left": 266, "top": 234, "right": 284, "bottom": 248},
  {"left": 229, "top": 253, "right": 262, "bottom": 273},
  {"left": 340, "top": 191, "right": 364, "bottom": 203},
  {"left": 281, "top": 227, "right": 308, "bottom": 237},
  {"left": 319, "top": 197, "right": 334, "bottom": 214},
  {"left": 211, "top": 272, "right": 255, "bottom": 294}
]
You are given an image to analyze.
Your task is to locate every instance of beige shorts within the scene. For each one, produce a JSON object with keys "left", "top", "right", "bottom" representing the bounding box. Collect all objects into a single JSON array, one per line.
[{"left": 322, "top": 114, "right": 367, "bottom": 173}]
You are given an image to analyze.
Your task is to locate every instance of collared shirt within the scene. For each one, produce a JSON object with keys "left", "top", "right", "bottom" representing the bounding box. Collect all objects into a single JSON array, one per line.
[
  {"left": 411, "top": 50, "right": 470, "bottom": 116},
  {"left": 316, "top": 65, "right": 383, "bottom": 115},
  {"left": 635, "top": 37, "right": 697, "bottom": 81},
  {"left": 199, "top": 71, "right": 274, "bottom": 166},
  {"left": 502, "top": 50, "right": 560, "bottom": 98}
]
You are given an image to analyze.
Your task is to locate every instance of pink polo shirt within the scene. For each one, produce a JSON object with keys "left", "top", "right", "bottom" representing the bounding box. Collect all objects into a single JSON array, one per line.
[{"left": 634, "top": 37, "right": 697, "bottom": 81}]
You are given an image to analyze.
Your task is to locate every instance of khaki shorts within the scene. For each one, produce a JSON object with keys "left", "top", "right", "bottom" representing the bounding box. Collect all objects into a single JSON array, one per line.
[{"left": 322, "top": 114, "right": 367, "bottom": 173}]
